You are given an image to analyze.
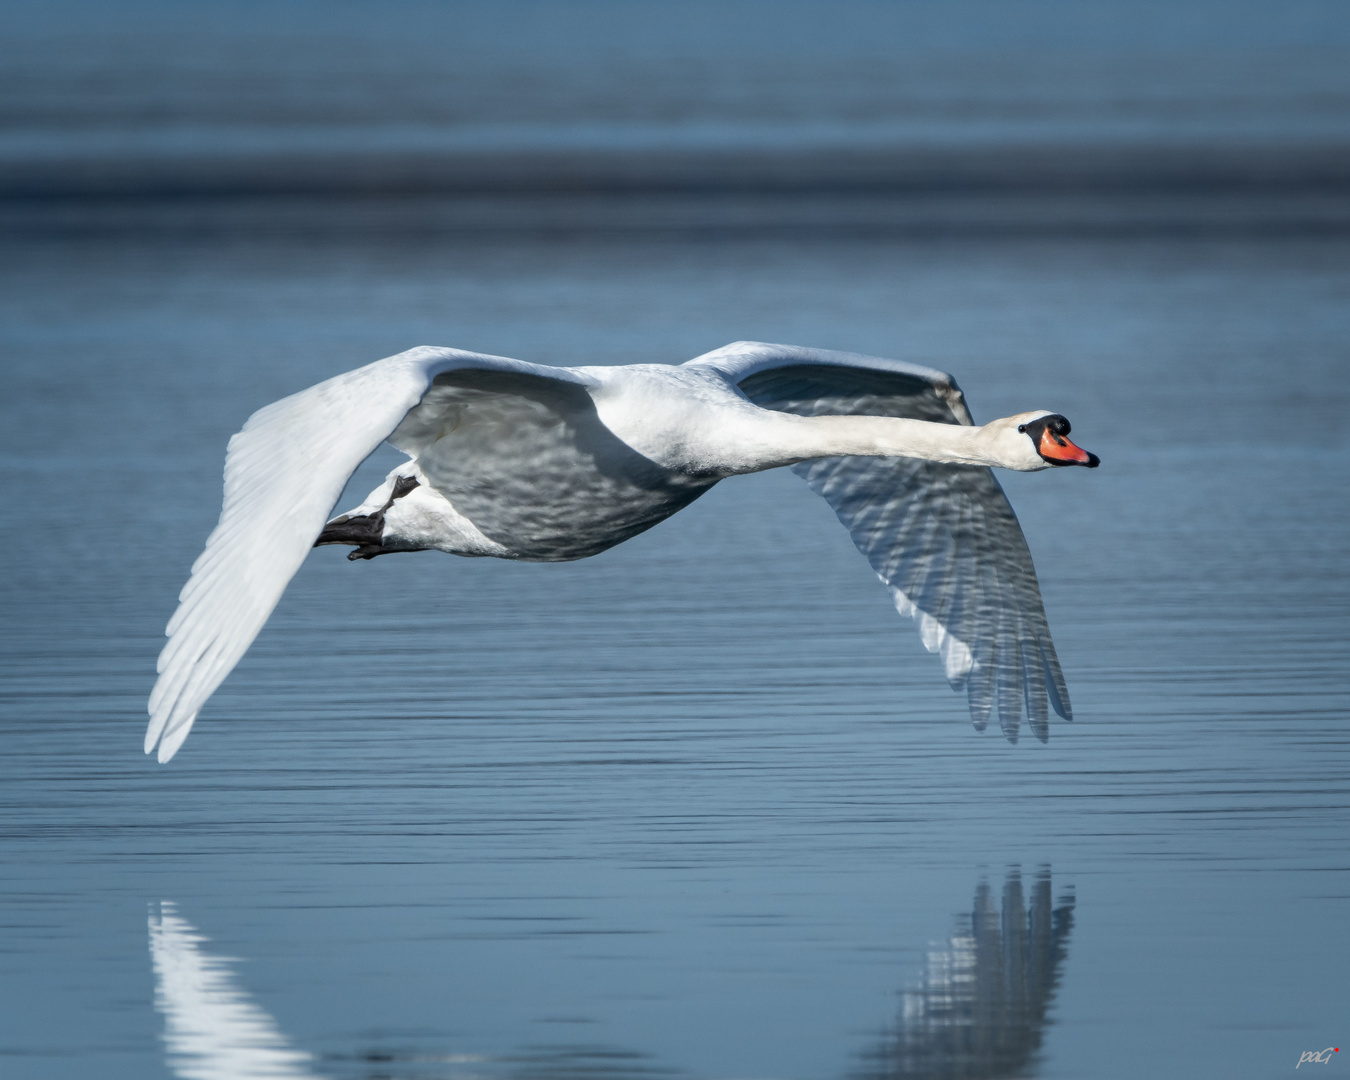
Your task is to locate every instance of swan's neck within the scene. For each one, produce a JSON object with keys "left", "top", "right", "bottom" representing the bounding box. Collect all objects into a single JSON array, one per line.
[{"left": 724, "top": 413, "right": 1006, "bottom": 473}]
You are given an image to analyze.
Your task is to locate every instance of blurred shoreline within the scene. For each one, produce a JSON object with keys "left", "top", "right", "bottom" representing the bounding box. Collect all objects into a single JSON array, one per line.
[
  {"left": 5, "top": 0, "right": 1346, "bottom": 236},
  {"left": 7, "top": 189, "right": 1347, "bottom": 238}
]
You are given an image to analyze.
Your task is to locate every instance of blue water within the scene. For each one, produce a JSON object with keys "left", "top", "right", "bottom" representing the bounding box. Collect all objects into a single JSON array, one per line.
[{"left": 2, "top": 230, "right": 1347, "bottom": 1078}]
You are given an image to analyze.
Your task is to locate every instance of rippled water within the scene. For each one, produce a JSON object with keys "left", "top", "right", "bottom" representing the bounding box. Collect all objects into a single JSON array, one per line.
[{"left": 1, "top": 231, "right": 1348, "bottom": 1078}]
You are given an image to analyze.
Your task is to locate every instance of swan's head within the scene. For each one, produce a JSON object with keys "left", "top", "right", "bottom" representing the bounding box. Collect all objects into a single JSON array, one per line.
[{"left": 991, "top": 411, "right": 1100, "bottom": 471}]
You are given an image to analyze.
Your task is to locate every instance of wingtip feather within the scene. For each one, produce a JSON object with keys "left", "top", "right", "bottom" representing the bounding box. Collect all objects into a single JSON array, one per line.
[{"left": 156, "top": 714, "right": 197, "bottom": 763}]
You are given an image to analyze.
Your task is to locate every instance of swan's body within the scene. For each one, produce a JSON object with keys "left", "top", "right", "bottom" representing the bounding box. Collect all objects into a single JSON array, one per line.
[{"left": 147, "top": 341, "right": 1098, "bottom": 762}]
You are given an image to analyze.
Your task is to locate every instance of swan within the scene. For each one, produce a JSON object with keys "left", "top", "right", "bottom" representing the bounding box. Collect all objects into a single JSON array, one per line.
[{"left": 146, "top": 340, "right": 1098, "bottom": 763}]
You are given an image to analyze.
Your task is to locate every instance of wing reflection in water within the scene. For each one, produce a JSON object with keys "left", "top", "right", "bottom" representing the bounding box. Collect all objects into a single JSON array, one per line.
[
  {"left": 148, "top": 902, "right": 325, "bottom": 1080},
  {"left": 855, "top": 868, "right": 1075, "bottom": 1080},
  {"left": 148, "top": 883, "right": 1071, "bottom": 1080},
  {"left": 147, "top": 903, "right": 677, "bottom": 1080}
]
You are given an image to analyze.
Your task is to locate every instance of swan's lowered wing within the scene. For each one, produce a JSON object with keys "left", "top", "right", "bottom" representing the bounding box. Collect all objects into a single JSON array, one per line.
[
  {"left": 147, "top": 346, "right": 590, "bottom": 763},
  {"left": 692, "top": 341, "right": 1070, "bottom": 742}
]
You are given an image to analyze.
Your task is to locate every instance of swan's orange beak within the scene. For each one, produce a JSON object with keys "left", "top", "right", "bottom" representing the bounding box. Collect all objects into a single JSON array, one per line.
[{"left": 1038, "top": 425, "right": 1099, "bottom": 467}]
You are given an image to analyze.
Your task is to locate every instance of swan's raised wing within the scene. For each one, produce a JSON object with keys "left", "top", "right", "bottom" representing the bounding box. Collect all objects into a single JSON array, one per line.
[
  {"left": 690, "top": 341, "right": 1070, "bottom": 742},
  {"left": 147, "top": 346, "right": 589, "bottom": 763}
]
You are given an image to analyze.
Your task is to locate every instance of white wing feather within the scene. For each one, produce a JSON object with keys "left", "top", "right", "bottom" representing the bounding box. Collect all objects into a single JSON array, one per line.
[{"left": 146, "top": 345, "right": 547, "bottom": 762}]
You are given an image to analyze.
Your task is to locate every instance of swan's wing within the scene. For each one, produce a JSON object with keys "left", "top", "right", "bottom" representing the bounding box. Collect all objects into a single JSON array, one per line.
[
  {"left": 793, "top": 452, "right": 1071, "bottom": 742},
  {"left": 691, "top": 341, "right": 1070, "bottom": 742},
  {"left": 687, "top": 340, "right": 974, "bottom": 424},
  {"left": 147, "top": 346, "right": 590, "bottom": 763}
]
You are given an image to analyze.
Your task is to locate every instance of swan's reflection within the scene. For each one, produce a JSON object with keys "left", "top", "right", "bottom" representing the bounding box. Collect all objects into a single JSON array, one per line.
[
  {"left": 148, "top": 902, "right": 324, "bottom": 1080},
  {"left": 151, "top": 875, "right": 1072, "bottom": 1080},
  {"left": 854, "top": 868, "right": 1075, "bottom": 1080}
]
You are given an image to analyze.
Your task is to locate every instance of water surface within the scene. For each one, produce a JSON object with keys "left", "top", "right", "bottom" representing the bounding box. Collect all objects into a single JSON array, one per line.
[{"left": 1, "top": 231, "right": 1347, "bottom": 1078}]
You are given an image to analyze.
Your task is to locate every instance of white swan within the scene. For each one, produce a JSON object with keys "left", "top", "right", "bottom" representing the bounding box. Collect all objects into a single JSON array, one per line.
[{"left": 146, "top": 340, "right": 1098, "bottom": 762}]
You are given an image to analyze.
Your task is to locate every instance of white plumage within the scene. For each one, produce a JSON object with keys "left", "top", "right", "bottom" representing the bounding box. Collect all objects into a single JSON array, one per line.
[{"left": 148, "top": 341, "right": 1097, "bottom": 762}]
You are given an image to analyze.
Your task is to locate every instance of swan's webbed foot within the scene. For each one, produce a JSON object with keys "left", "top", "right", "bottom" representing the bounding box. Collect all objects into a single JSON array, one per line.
[{"left": 313, "top": 475, "right": 420, "bottom": 561}]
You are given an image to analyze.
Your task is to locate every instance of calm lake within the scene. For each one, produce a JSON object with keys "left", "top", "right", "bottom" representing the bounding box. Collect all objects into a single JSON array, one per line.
[{"left": 1, "top": 228, "right": 1347, "bottom": 1079}]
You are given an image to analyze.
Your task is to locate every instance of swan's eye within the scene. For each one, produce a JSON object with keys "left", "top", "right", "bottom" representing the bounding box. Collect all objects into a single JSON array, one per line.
[{"left": 1018, "top": 424, "right": 1027, "bottom": 433}]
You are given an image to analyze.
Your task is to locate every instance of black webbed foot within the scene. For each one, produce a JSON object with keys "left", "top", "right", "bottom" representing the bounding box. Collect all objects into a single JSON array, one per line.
[{"left": 313, "top": 475, "right": 421, "bottom": 559}]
